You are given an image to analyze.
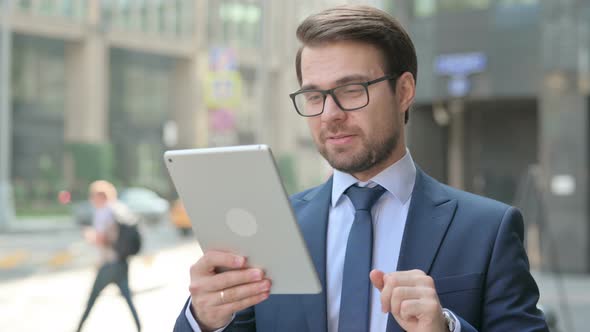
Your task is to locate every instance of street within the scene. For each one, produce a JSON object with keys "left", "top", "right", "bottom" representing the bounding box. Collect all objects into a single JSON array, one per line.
[
  {"left": 1, "top": 220, "right": 589, "bottom": 331},
  {"left": 0, "top": 221, "right": 201, "bottom": 331}
]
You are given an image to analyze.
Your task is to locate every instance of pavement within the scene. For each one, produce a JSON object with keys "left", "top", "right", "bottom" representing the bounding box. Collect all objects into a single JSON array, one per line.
[
  {"left": 0, "top": 241, "right": 200, "bottom": 332},
  {"left": 1, "top": 217, "right": 589, "bottom": 331},
  {"left": 0, "top": 216, "right": 78, "bottom": 233}
]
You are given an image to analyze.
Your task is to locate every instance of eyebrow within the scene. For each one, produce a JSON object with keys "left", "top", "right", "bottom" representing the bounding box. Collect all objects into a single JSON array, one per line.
[{"left": 300, "top": 74, "right": 372, "bottom": 91}]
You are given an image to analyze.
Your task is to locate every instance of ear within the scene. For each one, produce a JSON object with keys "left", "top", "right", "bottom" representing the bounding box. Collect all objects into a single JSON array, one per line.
[{"left": 395, "top": 72, "right": 416, "bottom": 115}]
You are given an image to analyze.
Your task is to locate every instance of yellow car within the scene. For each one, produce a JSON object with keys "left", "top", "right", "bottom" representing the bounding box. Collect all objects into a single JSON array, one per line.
[{"left": 170, "top": 200, "right": 192, "bottom": 236}]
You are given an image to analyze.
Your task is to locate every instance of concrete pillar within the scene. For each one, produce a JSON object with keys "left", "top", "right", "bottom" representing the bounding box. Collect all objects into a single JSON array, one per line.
[
  {"left": 447, "top": 99, "right": 465, "bottom": 190},
  {"left": 64, "top": 37, "right": 108, "bottom": 144},
  {"left": 63, "top": 0, "right": 108, "bottom": 188},
  {"left": 538, "top": 0, "right": 590, "bottom": 273},
  {"left": 539, "top": 72, "right": 589, "bottom": 273},
  {"left": 172, "top": 57, "right": 206, "bottom": 148},
  {"left": 64, "top": 0, "right": 107, "bottom": 144},
  {"left": 0, "top": 0, "right": 15, "bottom": 229}
]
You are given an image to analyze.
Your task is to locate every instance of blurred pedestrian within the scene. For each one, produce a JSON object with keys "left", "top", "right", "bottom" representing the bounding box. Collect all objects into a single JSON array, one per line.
[{"left": 76, "top": 180, "right": 141, "bottom": 332}]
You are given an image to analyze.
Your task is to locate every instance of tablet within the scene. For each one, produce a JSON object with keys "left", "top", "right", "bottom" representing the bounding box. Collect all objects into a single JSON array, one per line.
[{"left": 164, "top": 145, "right": 322, "bottom": 294}]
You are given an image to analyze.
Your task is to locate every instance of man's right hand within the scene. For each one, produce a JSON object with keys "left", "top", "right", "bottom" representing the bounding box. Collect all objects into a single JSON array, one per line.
[{"left": 189, "top": 251, "right": 271, "bottom": 331}]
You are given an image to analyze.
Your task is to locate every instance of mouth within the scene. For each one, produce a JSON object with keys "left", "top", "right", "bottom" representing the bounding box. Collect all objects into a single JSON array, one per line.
[{"left": 326, "top": 134, "right": 356, "bottom": 145}]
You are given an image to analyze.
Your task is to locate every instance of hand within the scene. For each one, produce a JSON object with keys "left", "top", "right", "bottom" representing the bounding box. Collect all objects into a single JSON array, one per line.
[
  {"left": 370, "top": 269, "right": 447, "bottom": 332},
  {"left": 189, "top": 251, "right": 271, "bottom": 331}
]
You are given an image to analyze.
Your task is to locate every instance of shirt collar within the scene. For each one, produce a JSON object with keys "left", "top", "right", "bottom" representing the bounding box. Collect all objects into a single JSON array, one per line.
[{"left": 331, "top": 149, "right": 416, "bottom": 207}]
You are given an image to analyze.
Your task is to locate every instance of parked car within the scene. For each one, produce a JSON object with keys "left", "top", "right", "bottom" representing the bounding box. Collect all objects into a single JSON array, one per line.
[
  {"left": 119, "top": 187, "right": 170, "bottom": 224},
  {"left": 72, "top": 187, "right": 170, "bottom": 225},
  {"left": 170, "top": 199, "right": 192, "bottom": 236}
]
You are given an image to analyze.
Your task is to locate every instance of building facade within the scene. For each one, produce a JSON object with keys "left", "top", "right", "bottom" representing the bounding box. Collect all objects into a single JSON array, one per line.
[
  {"left": 394, "top": 0, "right": 590, "bottom": 273},
  {"left": 0, "top": 0, "right": 588, "bottom": 272}
]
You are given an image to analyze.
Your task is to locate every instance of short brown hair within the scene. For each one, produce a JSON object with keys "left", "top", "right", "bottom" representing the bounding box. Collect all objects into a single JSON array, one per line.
[{"left": 295, "top": 5, "right": 417, "bottom": 123}]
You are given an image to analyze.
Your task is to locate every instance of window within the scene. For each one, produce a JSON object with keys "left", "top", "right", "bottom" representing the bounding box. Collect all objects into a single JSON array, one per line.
[
  {"left": 415, "top": 0, "right": 491, "bottom": 17},
  {"left": 497, "top": 0, "right": 538, "bottom": 7}
]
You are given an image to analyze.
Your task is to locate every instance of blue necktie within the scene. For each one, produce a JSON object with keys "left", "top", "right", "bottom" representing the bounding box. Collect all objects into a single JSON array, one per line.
[{"left": 338, "top": 185, "right": 386, "bottom": 332}]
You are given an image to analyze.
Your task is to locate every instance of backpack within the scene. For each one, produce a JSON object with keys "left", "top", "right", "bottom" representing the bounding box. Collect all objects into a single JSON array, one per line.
[{"left": 110, "top": 202, "right": 142, "bottom": 259}]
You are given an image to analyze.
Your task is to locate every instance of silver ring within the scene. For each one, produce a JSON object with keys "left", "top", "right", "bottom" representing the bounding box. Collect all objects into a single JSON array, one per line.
[{"left": 220, "top": 290, "right": 225, "bottom": 304}]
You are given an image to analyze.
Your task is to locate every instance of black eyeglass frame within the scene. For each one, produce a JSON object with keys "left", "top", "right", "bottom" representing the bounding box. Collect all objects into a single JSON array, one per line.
[{"left": 289, "top": 75, "right": 398, "bottom": 117}]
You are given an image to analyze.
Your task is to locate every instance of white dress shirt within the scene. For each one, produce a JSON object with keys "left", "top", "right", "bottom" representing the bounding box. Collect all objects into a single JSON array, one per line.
[
  {"left": 327, "top": 150, "right": 415, "bottom": 332},
  {"left": 186, "top": 150, "right": 460, "bottom": 331}
]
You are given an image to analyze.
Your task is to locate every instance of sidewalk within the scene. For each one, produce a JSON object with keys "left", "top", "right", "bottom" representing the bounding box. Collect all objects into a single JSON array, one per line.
[
  {"left": 533, "top": 270, "right": 590, "bottom": 332},
  {"left": 1, "top": 216, "right": 78, "bottom": 234}
]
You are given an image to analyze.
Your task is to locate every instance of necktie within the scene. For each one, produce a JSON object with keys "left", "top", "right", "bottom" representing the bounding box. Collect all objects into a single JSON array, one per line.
[{"left": 338, "top": 185, "right": 386, "bottom": 332}]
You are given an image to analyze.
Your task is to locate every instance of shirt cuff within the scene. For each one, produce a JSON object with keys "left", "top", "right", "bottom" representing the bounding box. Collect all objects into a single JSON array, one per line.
[
  {"left": 184, "top": 302, "right": 235, "bottom": 332},
  {"left": 443, "top": 308, "right": 461, "bottom": 332}
]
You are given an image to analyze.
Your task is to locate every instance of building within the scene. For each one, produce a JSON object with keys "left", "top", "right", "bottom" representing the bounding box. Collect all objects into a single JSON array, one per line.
[
  {"left": 393, "top": 0, "right": 589, "bottom": 273},
  {"left": 0, "top": 0, "right": 367, "bottom": 219},
  {"left": 0, "top": 0, "right": 588, "bottom": 272}
]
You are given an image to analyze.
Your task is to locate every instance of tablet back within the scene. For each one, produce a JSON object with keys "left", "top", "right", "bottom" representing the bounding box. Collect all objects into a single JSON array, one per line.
[{"left": 164, "top": 145, "right": 321, "bottom": 294}]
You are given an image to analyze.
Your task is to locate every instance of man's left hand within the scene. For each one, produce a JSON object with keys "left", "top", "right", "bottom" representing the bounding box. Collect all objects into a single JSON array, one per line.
[{"left": 370, "top": 269, "right": 448, "bottom": 332}]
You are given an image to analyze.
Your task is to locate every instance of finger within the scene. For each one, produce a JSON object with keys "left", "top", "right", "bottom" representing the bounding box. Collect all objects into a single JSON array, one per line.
[
  {"left": 196, "top": 291, "right": 270, "bottom": 329},
  {"left": 220, "top": 279, "right": 272, "bottom": 305},
  {"left": 399, "top": 299, "right": 422, "bottom": 322},
  {"left": 380, "top": 277, "right": 394, "bottom": 313},
  {"left": 203, "top": 268, "right": 265, "bottom": 292},
  {"left": 220, "top": 291, "right": 270, "bottom": 315},
  {"left": 192, "top": 251, "right": 246, "bottom": 276},
  {"left": 385, "top": 270, "right": 433, "bottom": 288},
  {"left": 390, "top": 286, "right": 421, "bottom": 315},
  {"left": 370, "top": 269, "right": 385, "bottom": 291}
]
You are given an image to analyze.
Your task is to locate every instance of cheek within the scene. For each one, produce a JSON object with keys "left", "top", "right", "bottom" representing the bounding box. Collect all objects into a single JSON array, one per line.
[{"left": 307, "top": 119, "right": 321, "bottom": 138}]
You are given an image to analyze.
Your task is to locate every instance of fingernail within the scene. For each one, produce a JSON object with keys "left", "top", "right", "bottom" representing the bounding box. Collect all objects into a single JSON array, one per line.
[
  {"left": 250, "top": 269, "right": 262, "bottom": 280},
  {"left": 260, "top": 281, "right": 270, "bottom": 291},
  {"left": 234, "top": 256, "right": 244, "bottom": 267}
]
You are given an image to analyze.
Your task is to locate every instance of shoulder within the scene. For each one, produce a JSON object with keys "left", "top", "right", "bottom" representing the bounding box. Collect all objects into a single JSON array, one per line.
[
  {"left": 289, "top": 184, "right": 324, "bottom": 202},
  {"left": 419, "top": 170, "right": 519, "bottom": 228}
]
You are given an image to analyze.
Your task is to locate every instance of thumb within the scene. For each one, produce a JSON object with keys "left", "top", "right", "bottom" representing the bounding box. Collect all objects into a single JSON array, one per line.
[{"left": 370, "top": 269, "right": 385, "bottom": 291}]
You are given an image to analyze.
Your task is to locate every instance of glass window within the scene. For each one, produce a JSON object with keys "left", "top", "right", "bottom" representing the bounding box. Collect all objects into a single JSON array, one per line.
[
  {"left": 415, "top": 0, "right": 436, "bottom": 17},
  {"left": 213, "top": 1, "right": 261, "bottom": 48},
  {"left": 439, "top": 0, "right": 491, "bottom": 12},
  {"left": 11, "top": 36, "right": 65, "bottom": 116},
  {"left": 497, "top": 0, "right": 539, "bottom": 7},
  {"left": 415, "top": 0, "right": 491, "bottom": 17}
]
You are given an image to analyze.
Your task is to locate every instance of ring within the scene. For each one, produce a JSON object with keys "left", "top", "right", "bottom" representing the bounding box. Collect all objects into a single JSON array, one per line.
[{"left": 220, "top": 290, "right": 225, "bottom": 304}]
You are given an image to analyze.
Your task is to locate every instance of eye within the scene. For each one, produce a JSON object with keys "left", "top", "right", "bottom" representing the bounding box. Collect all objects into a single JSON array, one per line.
[
  {"left": 338, "top": 85, "right": 364, "bottom": 97},
  {"left": 304, "top": 92, "right": 323, "bottom": 104}
]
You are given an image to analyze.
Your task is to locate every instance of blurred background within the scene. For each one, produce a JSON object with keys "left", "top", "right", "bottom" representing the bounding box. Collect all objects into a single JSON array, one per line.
[{"left": 0, "top": 0, "right": 589, "bottom": 331}]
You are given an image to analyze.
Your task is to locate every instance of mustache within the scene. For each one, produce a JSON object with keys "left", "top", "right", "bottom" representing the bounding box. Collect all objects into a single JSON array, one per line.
[{"left": 319, "top": 123, "right": 360, "bottom": 141}]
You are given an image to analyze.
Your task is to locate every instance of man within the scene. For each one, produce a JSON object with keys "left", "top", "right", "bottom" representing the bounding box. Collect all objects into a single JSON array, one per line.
[
  {"left": 76, "top": 180, "right": 142, "bottom": 332},
  {"left": 174, "top": 5, "right": 548, "bottom": 332}
]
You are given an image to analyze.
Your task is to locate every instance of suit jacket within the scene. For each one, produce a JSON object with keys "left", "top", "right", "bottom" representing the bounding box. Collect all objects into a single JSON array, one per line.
[{"left": 174, "top": 168, "right": 548, "bottom": 332}]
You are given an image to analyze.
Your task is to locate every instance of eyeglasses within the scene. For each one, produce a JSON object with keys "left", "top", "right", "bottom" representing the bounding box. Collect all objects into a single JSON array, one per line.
[{"left": 289, "top": 75, "right": 397, "bottom": 117}]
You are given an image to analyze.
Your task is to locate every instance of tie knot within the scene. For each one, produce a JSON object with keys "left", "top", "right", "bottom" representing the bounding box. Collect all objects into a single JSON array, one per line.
[{"left": 345, "top": 185, "right": 386, "bottom": 211}]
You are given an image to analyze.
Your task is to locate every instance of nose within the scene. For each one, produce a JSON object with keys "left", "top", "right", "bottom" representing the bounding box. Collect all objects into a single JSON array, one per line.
[{"left": 321, "top": 93, "right": 346, "bottom": 122}]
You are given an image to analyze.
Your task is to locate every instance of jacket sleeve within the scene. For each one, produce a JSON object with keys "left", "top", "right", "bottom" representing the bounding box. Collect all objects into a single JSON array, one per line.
[
  {"left": 478, "top": 207, "right": 548, "bottom": 331},
  {"left": 173, "top": 298, "right": 256, "bottom": 332}
]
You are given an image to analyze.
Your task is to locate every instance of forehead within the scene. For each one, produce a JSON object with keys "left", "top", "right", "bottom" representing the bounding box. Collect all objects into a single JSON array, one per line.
[{"left": 300, "top": 41, "right": 385, "bottom": 87}]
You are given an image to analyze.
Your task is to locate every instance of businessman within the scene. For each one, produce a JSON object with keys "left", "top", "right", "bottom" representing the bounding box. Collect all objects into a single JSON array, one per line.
[{"left": 174, "top": 5, "right": 548, "bottom": 332}]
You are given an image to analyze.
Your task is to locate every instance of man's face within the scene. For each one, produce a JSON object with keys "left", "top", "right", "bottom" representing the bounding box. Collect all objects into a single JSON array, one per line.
[{"left": 300, "top": 41, "right": 407, "bottom": 180}]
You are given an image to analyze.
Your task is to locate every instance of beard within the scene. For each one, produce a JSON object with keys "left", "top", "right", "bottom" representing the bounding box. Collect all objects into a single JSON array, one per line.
[{"left": 316, "top": 122, "right": 400, "bottom": 174}]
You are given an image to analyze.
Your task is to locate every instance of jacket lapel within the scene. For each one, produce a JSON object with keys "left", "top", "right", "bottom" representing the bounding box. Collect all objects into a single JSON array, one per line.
[
  {"left": 387, "top": 168, "right": 457, "bottom": 332},
  {"left": 294, "top": 178, "right": 332, "bottom": 332}
]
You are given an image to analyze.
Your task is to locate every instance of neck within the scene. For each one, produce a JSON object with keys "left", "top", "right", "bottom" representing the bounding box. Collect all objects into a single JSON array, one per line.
[{"left": 352, "top": 144, "right": 407, "bottom": 182}]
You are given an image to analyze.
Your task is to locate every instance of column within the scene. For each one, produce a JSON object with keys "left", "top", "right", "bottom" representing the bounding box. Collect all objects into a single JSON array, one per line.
[
  {"left": 539, "top": 0, "right": 590, "bottom": 273},
  {"left": 0, "top": 0, "right": 15, "bottom": 229},
  {"left": 63, "top": 0, "right": 108, "bottom": 188}
]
